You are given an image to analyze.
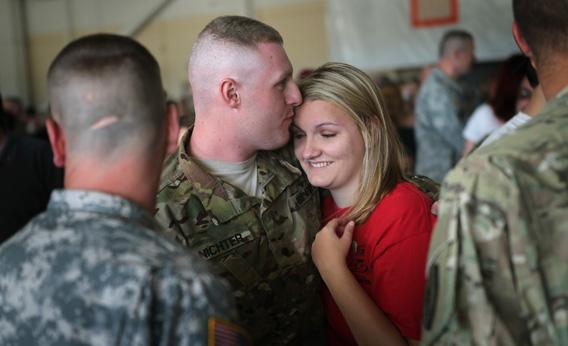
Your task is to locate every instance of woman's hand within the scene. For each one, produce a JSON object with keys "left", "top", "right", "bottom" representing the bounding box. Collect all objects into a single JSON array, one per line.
[
  {"left": 311, "top": 218, "right": 355, "bottom": 275},
  {"left": 311, "top": 218, "right": 408, "bottom": 346}
]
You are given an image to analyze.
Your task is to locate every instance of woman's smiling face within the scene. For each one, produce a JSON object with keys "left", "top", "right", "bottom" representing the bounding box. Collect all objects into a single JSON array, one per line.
[{"left": 293, "top": 99, "right": 365, "bottom": 197}]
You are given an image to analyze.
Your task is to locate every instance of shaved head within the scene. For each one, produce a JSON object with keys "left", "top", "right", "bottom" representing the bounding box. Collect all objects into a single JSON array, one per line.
[
  {"left": 48, "top": 34, "right": 166, "bottom": 160},
  {"left": 188, "top": 16, "right": 284, "bottom": 111},
  {"left": 514, "top": 0, "right": 568, "bottom": 60},
  {"left": 439, "top": 30, "right": 474, "bottom": 58}
]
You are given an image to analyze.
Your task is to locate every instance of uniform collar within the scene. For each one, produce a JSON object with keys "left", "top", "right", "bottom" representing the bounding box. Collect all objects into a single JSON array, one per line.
[
  {"left": 431, "top": 67, "right": 462, "bottom": 93},
  {"left": 48, "top": 189, "right": 158, "bottom": 229},
  {"left": 169, "top": 127, "right": 303, "bottom": 223},
  {"left": 541, "top": 84, "right": 568, "bottom": 115}
]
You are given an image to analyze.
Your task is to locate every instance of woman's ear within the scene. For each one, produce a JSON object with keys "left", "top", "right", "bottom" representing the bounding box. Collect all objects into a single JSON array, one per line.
[{"left": 46, "top": 118, "right": 66, "bottom": 167}]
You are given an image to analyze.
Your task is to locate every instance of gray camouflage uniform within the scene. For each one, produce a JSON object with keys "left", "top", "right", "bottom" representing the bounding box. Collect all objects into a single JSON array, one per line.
[
  {"left": 155, "top": 131, "right": 324, "bottom": 345},
  {"left": 422, "top": 86, "right": 568, "bottom": 345},
  {"left": 0, "top": 190, "right": 240, "bottom": 346},
  {"left": 415, "top": 68, "right": 474, "bottom": 182}
]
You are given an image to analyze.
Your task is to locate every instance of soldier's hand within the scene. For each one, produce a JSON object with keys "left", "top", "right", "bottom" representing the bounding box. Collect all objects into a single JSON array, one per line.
[{"left": 311, "top": 218, "right": 355, "bottom": 276}]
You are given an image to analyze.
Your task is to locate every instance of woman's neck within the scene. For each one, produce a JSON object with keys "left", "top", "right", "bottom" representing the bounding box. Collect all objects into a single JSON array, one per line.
[{"left": 330, "top": 182, "right": 360, "bottom": 209}]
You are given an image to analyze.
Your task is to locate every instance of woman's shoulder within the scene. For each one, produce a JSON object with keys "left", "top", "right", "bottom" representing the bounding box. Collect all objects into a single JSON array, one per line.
[
  {"left": 373, "top": 182, "right": 433, "bottom": 220},
  {"left": 384, "top": 181, "right": 432, "bottom": 203},
  {"left": 470, "top": 103, "right": 494, "bottom": 119}
]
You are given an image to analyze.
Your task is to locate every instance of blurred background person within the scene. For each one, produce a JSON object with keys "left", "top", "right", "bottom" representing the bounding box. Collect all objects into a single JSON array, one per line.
[
  {"left": 0, "top": 93, "right": 63, "bottom": 243},
  {"left": 379, "top": 77, "right": 416, "bottom": 174},
  {"left": 415, "top": 30, "right": 477, "bottom": 183},
  {"left": 462, "top": 54, "right": 533, "bottom": 155},
  {"left": 480, "top": 63, "right": 545, "bottom": 148}
]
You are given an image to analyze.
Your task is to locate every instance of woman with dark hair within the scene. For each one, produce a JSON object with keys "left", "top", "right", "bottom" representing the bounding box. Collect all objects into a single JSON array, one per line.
[{"left": 462, "top": 54, "right": 533, "bottom": 155}]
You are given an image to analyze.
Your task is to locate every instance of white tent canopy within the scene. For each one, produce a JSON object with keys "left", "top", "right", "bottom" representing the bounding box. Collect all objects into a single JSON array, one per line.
[{"left": 327, "top": 0, "right": 518, "bottom": 70}]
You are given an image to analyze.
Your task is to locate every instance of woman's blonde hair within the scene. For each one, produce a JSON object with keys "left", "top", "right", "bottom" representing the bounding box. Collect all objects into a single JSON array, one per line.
[{"left": 298, "top": 62, "right": 405, "bottom": 223}]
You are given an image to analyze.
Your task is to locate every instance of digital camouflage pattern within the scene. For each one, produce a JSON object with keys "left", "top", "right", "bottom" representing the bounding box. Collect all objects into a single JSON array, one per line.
[
  {"left": 422, "top": 87, "right": 568, "bottom": 345},
  {"left": 415, "top": 68, "right": 478, "bottom": 183},
  {"left": 0, "top": 190, "right": 239, "bottom": 346},
  {"left": 155, "top": 132, "right": 324, "bottom": 345}
]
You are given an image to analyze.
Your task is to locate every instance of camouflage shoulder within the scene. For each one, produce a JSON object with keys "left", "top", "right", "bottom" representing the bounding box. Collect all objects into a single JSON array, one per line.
[
  {"left": 259, "top": 146, "right": 303, "bottom": 177},
  {"left": 155, "top": 152, "right": 195, "bottom": 237},
  {"left": 159, "top": 151, "right": 184, "bottom": 190},
  {"left": 406, "top": 175, "right": 440, "bottom": 201},
  {"left": 272, "top": 140, "right": 297, "bottom": 164},
  {"left": 267, "top": 141, "right": 304, "bottom": 171},
  {"left": 422, "top": 152, "right": 538, "bottom": 345}
]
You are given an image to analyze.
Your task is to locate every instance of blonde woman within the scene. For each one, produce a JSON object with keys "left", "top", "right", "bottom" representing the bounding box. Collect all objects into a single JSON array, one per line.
[{"left": 292, "top": 63, "right": 436, "bottom": 345}]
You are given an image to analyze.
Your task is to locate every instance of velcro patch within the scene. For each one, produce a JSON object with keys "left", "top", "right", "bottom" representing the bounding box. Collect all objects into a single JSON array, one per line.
[
  {"left": 208, "top": 318, "right": 251, "bottom": 346},
  {"left": 198, "top": 230, "right": 254, "bottom": 260}
]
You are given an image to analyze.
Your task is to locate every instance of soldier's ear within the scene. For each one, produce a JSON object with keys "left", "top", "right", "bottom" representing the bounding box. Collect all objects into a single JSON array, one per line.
[
  {"left": 164, "top": 103, "right": 180, "bottom": 156},
  {"left": 220, "top": 78, "right": 240, "bottom": 108},
  {"left": 46, "top": 117, "right": 66, "bottom": 167},
  {"left": 513, "top": 22, "right": 533, "bottom": 59}
]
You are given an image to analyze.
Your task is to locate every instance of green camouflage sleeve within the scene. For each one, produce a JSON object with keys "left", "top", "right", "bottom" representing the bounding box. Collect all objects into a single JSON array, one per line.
[
  {"left": 407, "top": 175, "right": 440, "bottom": 202},
  {"left": 422, "top": 155, "right": 564, "bottom": 345}
]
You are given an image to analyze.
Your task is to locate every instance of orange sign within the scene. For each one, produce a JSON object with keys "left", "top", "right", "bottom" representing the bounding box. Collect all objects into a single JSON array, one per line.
[{"left": 411, "top": 0, "right": 459, "bottom": 27}]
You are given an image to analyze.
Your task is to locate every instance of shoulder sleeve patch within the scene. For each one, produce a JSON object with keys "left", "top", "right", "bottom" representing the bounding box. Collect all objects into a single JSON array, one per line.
[
  {"left": 208, "top": 318, "right": 251, "bottom": 346},
  {"left": 423, "top": 263, "right": 439, "bottom": 330}
]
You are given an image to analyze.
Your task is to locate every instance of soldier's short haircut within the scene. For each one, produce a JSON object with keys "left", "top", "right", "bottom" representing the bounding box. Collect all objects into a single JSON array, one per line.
[
  {"left": 513, "top": 0, "right": 568, "bottom": 59},
  {"left": 47, "top": 33, "right": 165, "bottom": 158},
  {"left": 188, "top": 16, "right": 284, "bottom": 104},
  {"left": 438, "top": 30, "right": 474, "bottom": 58},
  {"left": 196, "top": 15, "right": 282, "bottom": 48}
]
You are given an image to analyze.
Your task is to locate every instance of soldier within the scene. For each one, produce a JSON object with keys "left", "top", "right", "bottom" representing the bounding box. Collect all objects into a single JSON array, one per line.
[
  {"left": 0, "top": 34, "right": 245, "bottom": 345},
  {"left": 155, "top": 16, "right": 325, "bottom": 345},
  {"left": 422, "top": 1, "right": 568, "bottom": 345},
  {"left": 415, "top": 30, "right": 477, "bottom": 183}
]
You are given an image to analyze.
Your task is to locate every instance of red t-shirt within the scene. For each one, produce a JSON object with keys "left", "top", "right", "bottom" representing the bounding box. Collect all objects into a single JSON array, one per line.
[{"left": 322, "top": 182, "right": 436, "bottom": 345}]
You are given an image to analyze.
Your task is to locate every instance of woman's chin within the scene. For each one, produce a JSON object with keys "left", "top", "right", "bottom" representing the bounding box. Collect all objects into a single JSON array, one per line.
[{"left": 306, "top": 177, "right": 331, "bottom": 189}]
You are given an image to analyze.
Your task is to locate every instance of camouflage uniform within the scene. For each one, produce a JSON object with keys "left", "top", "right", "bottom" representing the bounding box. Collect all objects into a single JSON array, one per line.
[
  {"left": 422, "top": 87, "right": 568, "bottom": 345},
  {"left": 155, "top": 131, "right": 324, "bottom": 345},
  {"left": 0, "top": 190, "right": 242, "bottom": 346},
  {"left": 415, "top": 68, "right": 476, "bottom": 183}
]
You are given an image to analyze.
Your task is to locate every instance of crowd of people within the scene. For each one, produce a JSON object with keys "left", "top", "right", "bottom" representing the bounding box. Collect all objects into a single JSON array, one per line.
[{"left": 0, "top": 0, "right": 566, "bottom": 345}]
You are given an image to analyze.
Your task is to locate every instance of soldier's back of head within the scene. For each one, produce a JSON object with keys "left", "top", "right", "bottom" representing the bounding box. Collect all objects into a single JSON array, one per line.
[{"left": 48, "top": 33, "right": 167, "bottom": 162}]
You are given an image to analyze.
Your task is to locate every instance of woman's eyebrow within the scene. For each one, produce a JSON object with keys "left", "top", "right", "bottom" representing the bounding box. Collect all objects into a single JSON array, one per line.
[{"left": 315, "top": 122, "right": 340, "bottom": 129}]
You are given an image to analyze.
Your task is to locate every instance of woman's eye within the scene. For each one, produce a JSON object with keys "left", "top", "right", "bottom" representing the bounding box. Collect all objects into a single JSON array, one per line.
[
  {"left": 321, "top": 133, "right": 336, "bottom": 138},
  {"left": 292, "top": 132, "right": 305, "bottom": 140}
]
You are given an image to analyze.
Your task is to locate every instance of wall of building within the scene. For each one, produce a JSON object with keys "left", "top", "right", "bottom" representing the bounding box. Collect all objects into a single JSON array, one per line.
[
  {"left": 0, "top": 0, "right": 30, "bottom": 104},
  {"left": 0, "top": 0, "right": 328, "bottom": 109}
]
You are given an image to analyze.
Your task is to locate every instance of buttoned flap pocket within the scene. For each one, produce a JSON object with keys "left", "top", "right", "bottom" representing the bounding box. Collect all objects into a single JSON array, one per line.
[
  {"left": 262, "top": 183, "right": 321, "bottom": 269},
  {"left": 286, "top": 177, "right": 318, "bottom": 212}
]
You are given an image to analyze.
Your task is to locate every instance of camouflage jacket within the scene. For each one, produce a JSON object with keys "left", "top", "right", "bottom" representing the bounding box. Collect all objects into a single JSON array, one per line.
[
  {"left": 0, "top": 190, "right": 241, "bottom": 346},
  {"left": 415, "top": 68, "right": 472, "bottom": 183},
  {"left": 155, "top": 133, "right": 324, "bottom": 345},
  {"left": 422, "top": 87, "right": 568, "bottom": 345}
]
